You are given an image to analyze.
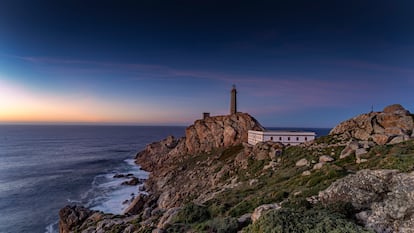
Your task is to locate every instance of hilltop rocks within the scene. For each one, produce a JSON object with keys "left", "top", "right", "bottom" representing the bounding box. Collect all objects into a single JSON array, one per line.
[
  {"left": 185, "top": 113, "right": 264, "bottom": 154},
  {"left": 136, "top": 113, "right": 264, "bottom": 172},
  {"left": 318, "top": 169, "right": 414, "bottom": 233},
  {"left": 330, "top": 104, "right": 413, "bottom": 145}
]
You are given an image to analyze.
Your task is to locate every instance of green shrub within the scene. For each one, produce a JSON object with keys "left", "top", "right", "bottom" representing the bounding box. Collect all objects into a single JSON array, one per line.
[
  {"left": 244, "top": 208, "right": 372, "bottom": 233},
  {"left": 196, "top": 217, "right": 239, "bottom": 233},
  {"left": 172, "top": 203, "right": 210, "bottom": 224},
  {"left": 228, "top": 201, "right": 254, "bottom": 217}
]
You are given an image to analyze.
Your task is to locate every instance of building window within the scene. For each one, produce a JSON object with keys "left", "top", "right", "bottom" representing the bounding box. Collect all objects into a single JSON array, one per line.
[
  {"left": 296, "top": 137, "right": 299, "bottom": 141},
  {"left": 279, "top": 137, "right": 282, "bottom": 141},
  {"left": 270, "top": 136, "right": 273, "bottom": 141},
  {"left": 288, "top": 137, "right": 290, "bottom": 141},
  {"left": 305, "top": 137, "right": 308, "bottom": 141}
]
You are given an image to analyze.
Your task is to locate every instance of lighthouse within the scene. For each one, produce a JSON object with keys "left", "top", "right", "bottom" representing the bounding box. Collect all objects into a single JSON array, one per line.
[{"left": 230, "top": 85, "right": 237, "bottom": 115}]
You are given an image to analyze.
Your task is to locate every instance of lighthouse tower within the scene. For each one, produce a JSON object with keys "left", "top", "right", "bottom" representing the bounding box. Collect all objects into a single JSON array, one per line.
[{"left": 230, "top": 85, "right": 237, "bottom": 115}]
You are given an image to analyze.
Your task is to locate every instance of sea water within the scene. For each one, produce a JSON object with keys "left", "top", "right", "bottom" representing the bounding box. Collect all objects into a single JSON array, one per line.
[{"left": 0, "top": 125, "right": 185, "bottom": 233}]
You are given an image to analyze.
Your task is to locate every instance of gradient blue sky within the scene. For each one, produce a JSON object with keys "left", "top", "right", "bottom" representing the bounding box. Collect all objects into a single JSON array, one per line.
[{"left": 0, "top": 0, "right": 413, "bottom": 127}]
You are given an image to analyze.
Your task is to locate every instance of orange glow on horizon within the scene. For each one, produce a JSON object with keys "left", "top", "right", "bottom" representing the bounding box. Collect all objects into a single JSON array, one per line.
[
  {"left": 0, "top": 80, "right": 102, "bottom": 123},
  {"left": 0, "top": 78, "right": 189, "bottom": 125}
]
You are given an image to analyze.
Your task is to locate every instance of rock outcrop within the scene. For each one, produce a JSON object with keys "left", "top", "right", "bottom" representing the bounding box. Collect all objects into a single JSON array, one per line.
[
  {"left": 136, "top": 113, "right": 263, "bottom": 172},
  {"left": 59, "top": 205, "right": 143, "bottom": 233},
  {"left": 330, "top": 104, "right": 413, "bottom": 145},
  {"left": 59, "top": 206, "right": 97, "bottom": 233},
  {"left": 185, "top": 113, "right": 264, "bottom": 154},
  {"left": 251, "top": 141, "right": 283, "bottom": 161},
  {"left": 251, "top": 203, "right": 281, "bottom": 223},
  {"left": 135, "top": 135, "right": 186, "bottom": 172},
  {"left": 319, "top": 169, "right": 414, "bottom": 233}
]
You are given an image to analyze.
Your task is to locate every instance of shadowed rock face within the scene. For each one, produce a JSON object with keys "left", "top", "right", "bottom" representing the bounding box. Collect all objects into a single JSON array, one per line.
[{"left": 330, "top": 104, "right": 413, "bottom": 145}]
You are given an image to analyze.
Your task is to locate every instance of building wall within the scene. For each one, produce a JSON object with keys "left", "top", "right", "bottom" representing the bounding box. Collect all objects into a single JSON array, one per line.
[
  {"left": 248, "top": 131, "right": 264, "bottom": 145},
  {"left": 248, "top": 130, "right": 316, "bottom": 146}
]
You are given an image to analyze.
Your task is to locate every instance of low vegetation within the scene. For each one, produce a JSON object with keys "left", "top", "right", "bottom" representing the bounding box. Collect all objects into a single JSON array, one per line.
[
  {"left": 245, "top": 208, "right": 373, "bottom": 233},
  {"left": 163, "top": 136, "right": 414, "bottom": 232}
]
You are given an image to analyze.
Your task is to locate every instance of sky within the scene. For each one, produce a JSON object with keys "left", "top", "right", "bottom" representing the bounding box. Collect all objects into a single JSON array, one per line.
[{"left": 0, "top": 0, "right": 414, "bottom": 128}]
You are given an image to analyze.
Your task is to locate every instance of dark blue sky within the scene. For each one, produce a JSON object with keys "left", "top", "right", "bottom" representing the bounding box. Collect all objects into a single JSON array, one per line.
[{"left": 1, "top": 0, "right": 414, "bottom": 127}]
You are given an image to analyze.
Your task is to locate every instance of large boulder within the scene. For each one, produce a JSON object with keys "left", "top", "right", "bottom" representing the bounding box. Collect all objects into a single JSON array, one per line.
[
  {"left": 185, "top": 113, "right": 264, "bottom": 154},
  {"left": 330, "top": 104, "right": 413, "bottom": 145},
  {"left": 123, "top": 194, "right": 148, "bottom": 215},
  {"left": 251, "top": 203, "right": 281, "bottom": 223},
  {"left": 251, "top": 141, "right": 284, "bottom": 160},
  {"left": 318, "top": 169, "right": 414, "bottom": 232}
]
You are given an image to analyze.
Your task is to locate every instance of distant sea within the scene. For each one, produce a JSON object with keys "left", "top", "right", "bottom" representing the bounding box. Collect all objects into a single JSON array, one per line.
[
  {"left": 0, "top": 125, "right": 329, "bottom": 233},
  {"left": 0, "top": 125, "right": 185, "bottom": 233}
]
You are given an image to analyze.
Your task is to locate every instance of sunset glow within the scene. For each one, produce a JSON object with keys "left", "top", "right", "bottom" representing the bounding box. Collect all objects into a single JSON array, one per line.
[{"left": 1, "top": 1, "right": 413, "bottom": 127}]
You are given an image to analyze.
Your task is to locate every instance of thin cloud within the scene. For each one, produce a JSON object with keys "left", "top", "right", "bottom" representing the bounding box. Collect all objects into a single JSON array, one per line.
[
  {"left": 16, "top": 55, "right": 274, "bottom": 84},
  {"left": 324, "top": 59, "right": 414, "bottom": 74}
]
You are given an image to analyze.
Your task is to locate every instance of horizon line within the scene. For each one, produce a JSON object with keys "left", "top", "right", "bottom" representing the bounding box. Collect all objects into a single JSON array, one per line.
[{"left": 0, "top": 122, "right": 332, "bottom": 129}]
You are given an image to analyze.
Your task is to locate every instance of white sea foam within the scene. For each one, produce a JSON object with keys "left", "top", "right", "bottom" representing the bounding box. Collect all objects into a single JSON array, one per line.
[
  {"left": 87, "top": 158, "right": 148, "bottom": 214},
  {"left": 67, "top": 198, "right": 82, "bottom": 204},
  {"left": 45, "top": 221, "right": 58, "bottom": 233}
]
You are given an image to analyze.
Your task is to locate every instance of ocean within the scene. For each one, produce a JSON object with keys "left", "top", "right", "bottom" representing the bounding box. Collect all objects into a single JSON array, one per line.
[
  {"left": 0, "top": 125, "right": 185, "bottom": 233},
  {"left": 0, "top": 125, "right": 329, "bottom": 233}
]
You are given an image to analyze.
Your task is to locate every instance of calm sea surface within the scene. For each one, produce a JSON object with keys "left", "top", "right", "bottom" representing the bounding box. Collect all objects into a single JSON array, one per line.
[
  {"left": 0, "top": 125, "right": 329, "bottom": 233},
  {"left": 0, "top": 125, "right": 185, "bottom": 233}
]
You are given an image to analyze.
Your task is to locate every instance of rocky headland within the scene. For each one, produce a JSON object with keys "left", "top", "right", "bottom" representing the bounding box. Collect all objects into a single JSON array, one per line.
[{"left": 60, "top": 105, "right": 414, "bottom": 233}]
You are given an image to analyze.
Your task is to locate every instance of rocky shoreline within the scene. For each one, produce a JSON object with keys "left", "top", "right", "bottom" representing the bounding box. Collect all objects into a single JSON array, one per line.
[{"left": 60, "top": 105, "right": 414, "bottom": 233}]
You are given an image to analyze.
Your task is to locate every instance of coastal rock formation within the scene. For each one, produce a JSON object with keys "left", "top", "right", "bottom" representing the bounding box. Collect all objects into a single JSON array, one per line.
[
  {"left": 135, "top": 136, "right": 186, "bottom": 171},
  {"left": 318, "top": 169, "right": 414, "bottom": 232},
  {"left": 127, "top": 113, "right": 266, "bottom": 231},
  {"left": 59, "top": 206, "right": 96, "bottom": 233},
  {"left": 185, "top": 113, "right": 264, "bottom": 154},
  {"left": 59, "top": 205, "right": 143, "bottom": 233},
  {"left": 330, "top": 104, "right": 413, "bottom": 145},
  {"left": 136, "top": 113, "right": 263, "bottom": 172},
  {"left": 59, "top": 106, "right": 414, "bottom": 233}
]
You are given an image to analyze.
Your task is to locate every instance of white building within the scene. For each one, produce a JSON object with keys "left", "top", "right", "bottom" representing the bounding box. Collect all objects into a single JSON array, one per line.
[{"left": 248, "top": 130, "right": 316, "bottom": 146}]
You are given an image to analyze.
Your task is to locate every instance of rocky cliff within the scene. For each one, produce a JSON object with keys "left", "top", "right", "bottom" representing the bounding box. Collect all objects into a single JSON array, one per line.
[
  {"left": 133, "top": 113, "right": 265, "bottom": 211},
  {"left": 136, "top": 113, "right": 263, "bottom": 172},
  {"left": 185, "top": 113, "right": 264, "bottom": 154},
  {"left": 59, "top": 106, "right": 414, "bottom": 233},
  {"left": 330, "top": 104, "right": 414, "bottom": 145}
]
